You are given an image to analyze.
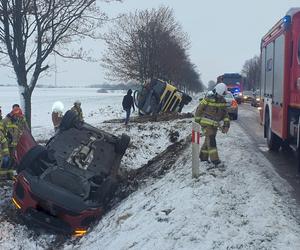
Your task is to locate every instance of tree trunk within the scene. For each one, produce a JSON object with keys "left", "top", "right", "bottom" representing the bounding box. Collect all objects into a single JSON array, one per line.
[{"left": 19, "top": 87, "right": 32, "bottom": 130}]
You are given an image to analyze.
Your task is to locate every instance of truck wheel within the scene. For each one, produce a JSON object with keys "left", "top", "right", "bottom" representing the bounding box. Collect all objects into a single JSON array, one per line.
[
  {"left": 17, "top": 145, "right": 47, "bottom": 174},
  {"left": 59, "top": 110, "right": 79, "bottom": 130},
  {"left": 265, "top": 113, "right": 281, "bottom": 151},
  {"left": 115, "top": 134, "right": 130, "bottom": 155}
]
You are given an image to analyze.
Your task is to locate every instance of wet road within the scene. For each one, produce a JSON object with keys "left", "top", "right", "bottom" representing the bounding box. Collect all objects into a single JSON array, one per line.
[{"left": 237, "top": 103, "right": 300, "bottom": 206}]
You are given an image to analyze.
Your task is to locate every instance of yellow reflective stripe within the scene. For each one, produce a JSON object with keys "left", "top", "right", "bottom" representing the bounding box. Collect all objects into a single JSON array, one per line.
[
  {"left": 201, "top": 150, "right": 209, "bottom": 154},
  {"left": 200, "top": 117, "right": 219, "bottom": 127},
  {"left": 194, "top": 117, "right": 201, "bottom": 123},
  {"left": 208, "top": 149, "right": 218, "bottom": 154},
  {"left": 200, "top": 99, "right": 208, "bottom": 105},
  {"left": 2, "top": 148, "right": 9, "bottom": 154},
  {"left": 6, "top": 124, "right": 18, "bottom": 129},
  {"left": 206, "top": 102, "right": 226, "bottom": 108},
  {"left": 1, "top": 138, "right": 7, "bottom": 143},
  {"left": 223, "top": 118, "right": 230, "bottom": 122}
]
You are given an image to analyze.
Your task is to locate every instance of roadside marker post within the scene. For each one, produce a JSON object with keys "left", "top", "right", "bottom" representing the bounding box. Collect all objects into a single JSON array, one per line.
[{"left": 192, "top": 122, "right": 200, "bottom": 178}]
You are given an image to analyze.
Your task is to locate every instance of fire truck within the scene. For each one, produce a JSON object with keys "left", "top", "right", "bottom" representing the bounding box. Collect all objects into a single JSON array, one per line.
[
  {"left": 260, "top": 9, "right": 300, "bottom": 160},
  {"left": 217, "top": 73, "right": 243, "bottom": 104}
]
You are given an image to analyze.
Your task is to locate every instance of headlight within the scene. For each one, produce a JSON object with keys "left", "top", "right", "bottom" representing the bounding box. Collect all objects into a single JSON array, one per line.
[
  {"left": 238, "top": 93, "right": 242, "bottom": 96},
  {"left": 256, "top": 98, "right": 260, "bottom": 101},
  {"left": 243, "top": 96, "right": 247, "bottom": 99}
]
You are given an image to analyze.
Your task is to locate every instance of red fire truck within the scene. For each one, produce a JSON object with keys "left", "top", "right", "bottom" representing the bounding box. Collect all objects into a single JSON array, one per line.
[
  {"left": 261, "top": 8, "right": 300, "bottom": 158},
  {"left": 217, "top": 73, "right": 243, "bottom": 104}
]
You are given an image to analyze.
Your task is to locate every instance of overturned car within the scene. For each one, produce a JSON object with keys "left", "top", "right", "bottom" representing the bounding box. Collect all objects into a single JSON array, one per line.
[
  {"left": 12, "top": 111, "right": 130, "bottom": 236},
  {"left": 134, "top": 79, "right": 192, "bottom": 115}
]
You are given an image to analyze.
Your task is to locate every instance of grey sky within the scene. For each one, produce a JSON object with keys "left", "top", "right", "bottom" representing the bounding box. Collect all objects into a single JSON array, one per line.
[{"left": 0, "top": 0, "right": 299, "bottom": 86}]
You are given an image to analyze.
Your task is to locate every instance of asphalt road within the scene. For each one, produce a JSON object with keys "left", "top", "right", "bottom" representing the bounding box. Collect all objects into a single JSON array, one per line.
[{"left": 237, "top": 103, "right": 300, "bottom": 206}]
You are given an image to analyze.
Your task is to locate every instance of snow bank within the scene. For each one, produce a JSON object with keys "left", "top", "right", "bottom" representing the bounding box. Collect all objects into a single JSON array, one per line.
[{"left": 75, "top": 122, "right": 300, "bottom": 250}]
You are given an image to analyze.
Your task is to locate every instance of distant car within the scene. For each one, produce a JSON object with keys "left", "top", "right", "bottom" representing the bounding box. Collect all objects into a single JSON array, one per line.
[
  {"left": 251, "top": 91, "right": 262, "bottom": 107},
  {"left": 224, "top": 92, "right": 238, "bottom": 120},
  {"left": 228, "top": 87, "right": 243, "bottom": 104},
  {"left": 242, "top": 90, "right": 255, "bottom": 103},
  {"left": 12, "top": 110, "right": 130, "bottom": 236}
]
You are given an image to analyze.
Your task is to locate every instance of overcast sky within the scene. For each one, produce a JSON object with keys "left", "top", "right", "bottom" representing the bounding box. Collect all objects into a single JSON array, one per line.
[{"left": 0, "top": 0, "right": 299, "bottom": 87}]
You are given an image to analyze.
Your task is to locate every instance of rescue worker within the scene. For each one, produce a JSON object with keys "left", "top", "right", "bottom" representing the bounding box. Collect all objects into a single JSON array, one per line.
[
  {"left": 0, "top": 106, "right": 10, "bottom": 168},
  {"left": 122, "top": 89, "right": 135, "bottom": 125},
  {"left": 52, "top": 101, "right": 64, "bottom": 131},
  {"left": 2, "top": 106, "right": 28, "bottom": 167},
  {"left": 194, "top": 82, "right": 230, "bottom": 167},
  {"left": 71, "top": 100, "right": 84, "bottom": 122}
]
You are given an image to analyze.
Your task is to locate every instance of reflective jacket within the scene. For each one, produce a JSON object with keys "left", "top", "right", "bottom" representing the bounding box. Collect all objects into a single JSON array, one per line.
[
  {"left": 2, "top": 114, "right": 27, "bottom": 148},
  {"left": 194, "top": 94, "right": 230, "bottom": 128},
  {"left": 0, "top": 121, "right": 9, "bottom": 157}
]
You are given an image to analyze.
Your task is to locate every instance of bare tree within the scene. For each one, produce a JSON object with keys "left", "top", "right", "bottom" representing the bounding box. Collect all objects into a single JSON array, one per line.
[
  {"left": 102, "top": 7, "right": 191, "bottom": 82},
  {"left": 0, "top": 0, "right": 118, "bottom": 128},
  {"left": 241, "top": 55, "right": 261, "bottom": 90}
]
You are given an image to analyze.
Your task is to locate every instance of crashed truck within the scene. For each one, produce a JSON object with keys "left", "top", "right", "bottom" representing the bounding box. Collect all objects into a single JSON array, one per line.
[
  {"left": 134, "top": 78, "right": 192, "bottom": 115},
  {"left": 12, "top": 110, "right": 130, "bottom": 236}
]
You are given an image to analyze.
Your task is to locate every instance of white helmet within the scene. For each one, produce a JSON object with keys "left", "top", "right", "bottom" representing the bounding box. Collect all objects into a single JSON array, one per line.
[
  {"left": 52, "top": 101, "right": 64, "bottom": 113},
  {"left": 214, "top": 83, "right": 227, "bottom": 96}
]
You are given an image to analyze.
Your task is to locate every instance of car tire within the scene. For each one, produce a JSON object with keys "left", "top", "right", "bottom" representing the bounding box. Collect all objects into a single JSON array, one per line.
[
  {"left": 59, "top": 110, "right": 79, "bottom": 130},
  {"left": 265, "top": 112, "right": 281, "bottom": 151},
  {"left": 115, "top": 134, "right": 130, "bottom": 154},
  {"left": 17, "top": 145, "right": 47, "bottom": 174}
]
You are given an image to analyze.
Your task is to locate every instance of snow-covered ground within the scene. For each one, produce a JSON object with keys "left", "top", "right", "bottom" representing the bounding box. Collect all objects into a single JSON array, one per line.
[
  {"left": 72, "top": 121, "right": 300, "bottom": 250},
  {"left": 0, "top": 87, "right": 300, "bottom": 250}
]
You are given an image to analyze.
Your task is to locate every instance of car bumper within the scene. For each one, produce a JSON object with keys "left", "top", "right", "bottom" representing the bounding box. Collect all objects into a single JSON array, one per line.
[{"left": 13, "top": 174, "right": 103, "bottom": 235}]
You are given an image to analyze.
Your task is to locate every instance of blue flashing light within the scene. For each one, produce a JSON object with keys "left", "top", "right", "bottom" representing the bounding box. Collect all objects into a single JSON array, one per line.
[
  {"left": 235, "top": 89, "right": 239, "bottom": 92},
  {"left": 283, "top": 15, "right": 291, "bottom": 29}
]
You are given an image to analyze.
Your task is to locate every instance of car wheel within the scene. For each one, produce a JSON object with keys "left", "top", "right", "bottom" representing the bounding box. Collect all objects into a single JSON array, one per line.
[
  {"left": 115, "top": 134, "right": 130, "bottom": 155},
  {"left": 17, "top": 145, "right": 47, "bottom": 174},
  {"left": 265, "top": 112, "right": 281, "bottom": 151},
  {"left": 59, "top": 110, "right": 79, "bottom": 130}
]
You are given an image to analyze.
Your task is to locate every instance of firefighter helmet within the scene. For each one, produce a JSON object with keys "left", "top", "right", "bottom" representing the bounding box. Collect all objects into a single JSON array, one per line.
[
  {"left": 214, "top": 83, "right": 227, "bottom": 96},
  {"left": 52, "top": 101, "right": 64, "bottom": 113}
]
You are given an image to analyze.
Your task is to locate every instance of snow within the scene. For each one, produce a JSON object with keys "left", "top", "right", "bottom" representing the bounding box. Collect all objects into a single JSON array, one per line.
[
  {"left": 74, "top": 121, "right": 300, "bottom": 250},
  {"left": 0, "top": 87, "right": 300, "bottom": 250}
]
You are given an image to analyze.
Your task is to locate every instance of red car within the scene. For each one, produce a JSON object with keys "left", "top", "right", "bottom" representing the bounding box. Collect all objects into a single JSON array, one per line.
[{"left": 12, "top": 111, "right": 130, "bottom": 236}]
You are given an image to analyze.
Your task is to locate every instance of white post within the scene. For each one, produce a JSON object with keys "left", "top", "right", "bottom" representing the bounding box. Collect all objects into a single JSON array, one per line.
[{"left": 192, "top": 122, "right": 200, "bottom": 178}]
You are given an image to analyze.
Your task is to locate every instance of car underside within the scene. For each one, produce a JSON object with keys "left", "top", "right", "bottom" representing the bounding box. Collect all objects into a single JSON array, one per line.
[{"left": 12, "top": 111, "right": 130, "bottom": 235}]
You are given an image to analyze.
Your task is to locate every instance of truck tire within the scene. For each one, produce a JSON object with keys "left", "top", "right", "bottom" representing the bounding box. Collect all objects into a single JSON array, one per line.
[
  {"left": 265, "top": 113, "right": 281, "bottom": 151},
  {"left": 115, "top": 134, "right": 130, "bottom": 155},
  {"left": 17, "top": 145, "right": 47, "bottom": 174},
  {"left": 59, "top": 110, "right": 79, "bottom": 130}
]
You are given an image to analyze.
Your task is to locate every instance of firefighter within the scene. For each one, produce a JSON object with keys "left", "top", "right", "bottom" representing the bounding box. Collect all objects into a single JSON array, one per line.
[
  {"left": 52, "top": 101, "right": 64, "bottom": 131},
  {"left": 0, "top": 107, "right": 10, "bottom": 168},
  {"left": 2, "top": 106, "right": 28, "bottom": 167},
  {"left": 71, "top": 100, "right": 84, "bottom": 122},
  {"left": 194, "top": 82, "right": 230, "bottom": 167}
]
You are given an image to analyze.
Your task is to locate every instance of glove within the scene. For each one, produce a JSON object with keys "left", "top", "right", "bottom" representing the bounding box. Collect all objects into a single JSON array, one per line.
[
  {"left": 1, "top": 155, "right": 10, "bottom": 169},
  {"left": 221, "top": 126, "right": 229, "bottom": 134}
]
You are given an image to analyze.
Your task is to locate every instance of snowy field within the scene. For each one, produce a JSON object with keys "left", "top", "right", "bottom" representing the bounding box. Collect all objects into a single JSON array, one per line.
[
  {"left": 0, "top": 87, "right": 300, "bottom": 250},
  {"left": 0, "top": 86, "right": 126, "bottom": 139}
]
